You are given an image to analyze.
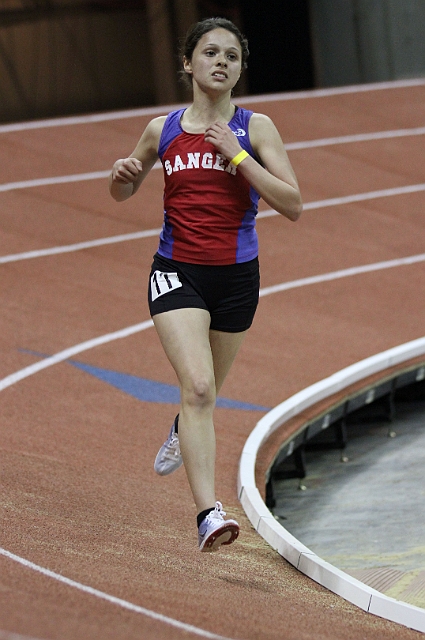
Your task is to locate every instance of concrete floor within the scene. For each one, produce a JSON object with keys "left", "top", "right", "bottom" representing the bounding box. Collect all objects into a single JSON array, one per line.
[{"left": 271, "top": 399, "right": 425, "bottom": 610}]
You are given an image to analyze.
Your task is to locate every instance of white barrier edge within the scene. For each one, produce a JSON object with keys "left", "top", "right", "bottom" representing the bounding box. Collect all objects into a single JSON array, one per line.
[{"left": 238, "top": 336, "right": 425, "bottom": 632}]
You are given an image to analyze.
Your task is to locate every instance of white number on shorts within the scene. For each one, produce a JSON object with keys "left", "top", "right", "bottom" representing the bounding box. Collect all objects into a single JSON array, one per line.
[{"left": 150, "top": 270, "right": 182, "bottom": 301}]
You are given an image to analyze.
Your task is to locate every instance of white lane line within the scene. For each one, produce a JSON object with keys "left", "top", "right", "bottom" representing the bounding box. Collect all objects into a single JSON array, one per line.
[
  {"left": 1, "top": 183, "right": 425, "bottom": 265},
  {"left": 237, "top": 77, "right": 425, "bottom": 103},
  {"left": 257, "top": 183, "right": 425, "bottom": 217},
  {"left": 0, "top": 171, "right": 111, "bottom": 192},
  {"left": 0, "top": 632, "right": 44, "bottom": 640},
  {"left": 285, "top": 125, "right": 425, "bottom": 150},
  {"left": 0, "top": 163, "right": 159, "bottom": 193},
  {"left": 0, "top": 549, "right": 234, "bottom": 640},
  {"left": 259, "top": 253, "right": 425, "bottom": 297},
  {"left": 301, "top": 182, "right": 425, "bottom": 210},
  {"left": 0, "top": 78, "right": 423, "bottom": 133},
  {"left": 1, "top": 126, "right": 424, "bottom": 193},
  {"left": 0, "top": 228, "right": 162, "bottom": 264},
  {"left": 0, "top": 320, "right": 153, "bottom": 393},
  {"left": 0, "top": 106, "right": 179, "bottom": 133},
  {"left": 0, "top": 632, "right": 45, "bottom": 640}
]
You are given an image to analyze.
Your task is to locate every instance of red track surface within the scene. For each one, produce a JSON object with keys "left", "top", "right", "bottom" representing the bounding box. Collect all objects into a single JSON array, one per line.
[{"left": 1, "top": 80, "right": 424, "bottom": 640}]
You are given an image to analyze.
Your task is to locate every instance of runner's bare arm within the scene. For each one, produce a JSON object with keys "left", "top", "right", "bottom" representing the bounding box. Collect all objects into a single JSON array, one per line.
[{"left": 108, "top": 116, "right": 166, "bottom": 202}]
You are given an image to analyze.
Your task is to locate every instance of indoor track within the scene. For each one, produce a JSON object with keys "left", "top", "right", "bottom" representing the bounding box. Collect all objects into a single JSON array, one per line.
[{"left": 1, "top": 79, "right": 425, "bottom": 640}]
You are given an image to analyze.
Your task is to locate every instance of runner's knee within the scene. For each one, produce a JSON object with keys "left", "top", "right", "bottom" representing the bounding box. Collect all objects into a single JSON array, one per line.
[{"left": 181, "top": 375, "right": 216, "bottom": 410}]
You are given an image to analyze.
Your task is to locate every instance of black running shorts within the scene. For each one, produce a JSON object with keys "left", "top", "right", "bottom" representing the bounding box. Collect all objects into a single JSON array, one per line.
[{"left": 148, "top": 253, "right": 260, "bottom": 333}]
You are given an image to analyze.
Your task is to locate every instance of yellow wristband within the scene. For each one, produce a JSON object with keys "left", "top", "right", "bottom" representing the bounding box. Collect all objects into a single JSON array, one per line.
[{"left": 230, "top": 150, "right": 249, "bottom": 166}]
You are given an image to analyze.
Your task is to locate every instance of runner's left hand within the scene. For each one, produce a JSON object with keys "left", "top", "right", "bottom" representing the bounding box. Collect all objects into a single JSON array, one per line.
[{"left": 204, "top": 122, "right": 241, "bottom": 161}]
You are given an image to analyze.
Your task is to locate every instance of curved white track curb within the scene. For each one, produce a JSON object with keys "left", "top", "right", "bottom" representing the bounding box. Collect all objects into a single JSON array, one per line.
[{"left": 238, "top": 336, "right": 425, "bottom": 633}]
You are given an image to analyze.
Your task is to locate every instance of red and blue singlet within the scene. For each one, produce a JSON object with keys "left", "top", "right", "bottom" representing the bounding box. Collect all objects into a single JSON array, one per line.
[{"left": 157, "top": 107, "right": 260, "bottom": 265}]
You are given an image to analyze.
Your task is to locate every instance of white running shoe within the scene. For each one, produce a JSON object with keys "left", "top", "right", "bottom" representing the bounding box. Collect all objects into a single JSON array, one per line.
[
  {"left": 154, "top": 416, "right": 182, "bottom": 476},
  {"left": 198, "top": 502, "right": 240, "bottom": 552}
]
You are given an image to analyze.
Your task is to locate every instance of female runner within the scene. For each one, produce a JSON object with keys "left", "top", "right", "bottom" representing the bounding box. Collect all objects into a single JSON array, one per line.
[{"left": 109, "top": 17, "right": 302, "bottom": 552}]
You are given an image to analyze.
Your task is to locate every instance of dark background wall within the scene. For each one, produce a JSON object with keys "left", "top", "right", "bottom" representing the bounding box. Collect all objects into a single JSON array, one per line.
[
  {"left": 0, "top": 0, "right": 424, "bottom": 124},
  {"left": 239, "top": 0, "right": 314, "bottom": 94}
]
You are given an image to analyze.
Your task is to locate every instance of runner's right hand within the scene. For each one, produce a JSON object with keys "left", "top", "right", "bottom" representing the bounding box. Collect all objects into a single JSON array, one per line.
[{"left": 111, "top": 157, "right": 143, "bottom": 183}]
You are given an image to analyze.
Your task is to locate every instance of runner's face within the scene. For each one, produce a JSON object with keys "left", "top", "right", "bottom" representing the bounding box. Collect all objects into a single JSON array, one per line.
[{"left": 184, "top": 28, "right": 242, "bottom": 92}]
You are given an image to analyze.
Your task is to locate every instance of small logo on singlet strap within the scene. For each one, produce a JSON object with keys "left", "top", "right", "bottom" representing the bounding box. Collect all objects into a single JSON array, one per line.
[
  {"left": 233, "top": 128, "right": 246, "bottom": 137},
  {"left": 151, "top": 270, "right": 182, "bottom": 301}
]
